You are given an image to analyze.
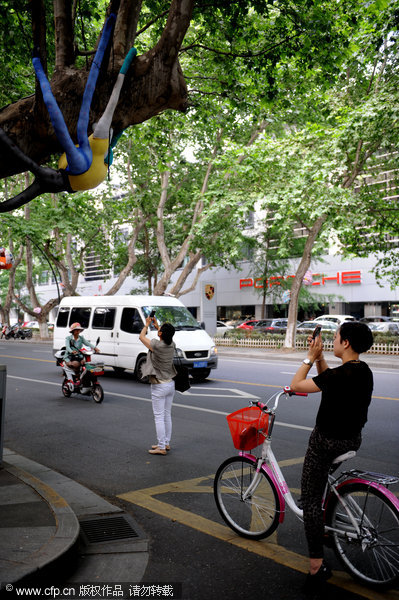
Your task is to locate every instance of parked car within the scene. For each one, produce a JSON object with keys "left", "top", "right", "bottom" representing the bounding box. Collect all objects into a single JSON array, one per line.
[
  {"left": 22, "top": 320, "right": 39, "bottom": 329},
  {"left": 216, "top": 321, "right": 234, "bottom": 336},
  {"left": 360, "top": 316, "right": 393, "bottom": 323},
  {"left": 254, "top": 318, "right": 291, "bottom": 334},
  {"left": 236, "top": 319, "right": 260, "bottom": 330},
  {"left": 296, "top": 320, "right": 338, "bottom": 333},
  {"left": 314, "top": 314, "right": 356, "bottom": 326},
  {"left": 22, "top": 321, "right": 54, "bottom": 330},
  {"left": 368, "top": 322, "right": 399, "bottom": 335}
]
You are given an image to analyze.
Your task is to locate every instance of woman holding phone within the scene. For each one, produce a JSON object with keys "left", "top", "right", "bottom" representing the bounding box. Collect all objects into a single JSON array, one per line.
[
  {"left": 139, "top": 314, "right": 177, "bottom": 455},
  {"left": 290, "top": 321, "right": 374, "bottom": 595}
]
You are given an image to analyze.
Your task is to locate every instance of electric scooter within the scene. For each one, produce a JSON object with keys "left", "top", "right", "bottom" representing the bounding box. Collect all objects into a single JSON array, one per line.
[{"left": 54, "top": 337, "right": 104, "bottom": 403}]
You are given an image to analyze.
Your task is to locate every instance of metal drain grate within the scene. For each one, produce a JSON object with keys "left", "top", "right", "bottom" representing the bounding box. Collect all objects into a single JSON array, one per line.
[{"left": 80, "top": 515, "right": 139, "bottom": 544}]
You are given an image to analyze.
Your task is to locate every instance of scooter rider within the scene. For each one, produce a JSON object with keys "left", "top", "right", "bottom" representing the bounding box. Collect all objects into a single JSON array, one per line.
[{"left": 65, "top": 322, "right": 99, "bottom": 376}]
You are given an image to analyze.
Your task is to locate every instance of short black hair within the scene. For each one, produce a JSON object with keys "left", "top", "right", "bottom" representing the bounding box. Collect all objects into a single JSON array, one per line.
[
  {"left": 159, "top": 322, "right": 175, "bottom": 345},
  {"left": 339, "top": 322, "right": 373, "bottom": 354}
]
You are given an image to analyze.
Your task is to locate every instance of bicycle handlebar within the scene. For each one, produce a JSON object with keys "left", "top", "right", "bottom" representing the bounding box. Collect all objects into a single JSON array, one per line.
[
  {"left": 284, "top": 386, "right": 308, "bottom": 397},
  {"left": 250, "top": 387, "right": 308, "bottom": 413}
]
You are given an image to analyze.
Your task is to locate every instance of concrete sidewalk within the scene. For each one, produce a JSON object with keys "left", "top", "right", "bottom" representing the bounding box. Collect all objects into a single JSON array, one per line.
[{"left": 0, "top": 449, "right": 149, "bottom": 593}]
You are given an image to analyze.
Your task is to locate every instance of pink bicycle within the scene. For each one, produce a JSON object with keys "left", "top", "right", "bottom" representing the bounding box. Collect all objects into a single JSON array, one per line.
[{"left": 214, "top": 387, "right": 399, "bottom": 588}]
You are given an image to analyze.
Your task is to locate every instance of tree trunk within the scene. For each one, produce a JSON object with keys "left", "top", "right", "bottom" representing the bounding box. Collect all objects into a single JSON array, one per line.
[
  {"left": 1, "top": 242, "right": 23, "bottom": 325},
  {"left": 284, "top": 214, "right": 327, "bottom": 349},
  {"left": 105, "top": 210, "right": 147, "bottom": 295}
]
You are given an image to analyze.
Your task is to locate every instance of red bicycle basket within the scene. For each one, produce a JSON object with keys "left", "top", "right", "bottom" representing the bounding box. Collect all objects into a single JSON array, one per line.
[{"left": 226, "top": 406, "right": 269, "bottom": 451}]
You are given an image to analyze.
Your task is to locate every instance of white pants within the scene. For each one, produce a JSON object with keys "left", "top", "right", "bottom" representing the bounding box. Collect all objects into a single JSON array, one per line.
[{"left": 151, "top": 381, "right": 175, "bottom": 450}]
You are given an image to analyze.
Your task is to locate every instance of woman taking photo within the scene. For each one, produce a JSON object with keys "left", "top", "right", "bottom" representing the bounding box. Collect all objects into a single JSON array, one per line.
[{"left": 139, "top": 315, "right": 176, "bottom": 455}]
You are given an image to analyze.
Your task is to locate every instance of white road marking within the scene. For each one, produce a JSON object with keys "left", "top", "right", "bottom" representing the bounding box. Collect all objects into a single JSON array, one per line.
[
  {"left": 7, "top": 375, "right": 312, "bottom": 431},
  {"left": 184, "top": 386, "right": 260, "bottom": 399}
]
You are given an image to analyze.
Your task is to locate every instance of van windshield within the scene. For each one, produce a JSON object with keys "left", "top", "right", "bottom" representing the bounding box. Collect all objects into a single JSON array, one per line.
[{"left": 142, "top": 305, "right": 202, "bottom": 330}]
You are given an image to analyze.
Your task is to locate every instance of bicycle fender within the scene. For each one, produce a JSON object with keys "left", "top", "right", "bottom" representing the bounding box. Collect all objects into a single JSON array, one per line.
[
  {"left": 324, "top": 477, "right": 399, "bottom": 517},
  {"left": 240, "top": 452, "right": 286, "bottom": 522},
  {"left": 339, "top": 478, "right": 399, "bottom": 510}
]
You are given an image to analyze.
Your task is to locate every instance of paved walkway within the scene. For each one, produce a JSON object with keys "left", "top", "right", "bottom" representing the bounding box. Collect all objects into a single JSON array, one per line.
[{"left": 0, "top": 449, "right": 149, "bottom": 593}]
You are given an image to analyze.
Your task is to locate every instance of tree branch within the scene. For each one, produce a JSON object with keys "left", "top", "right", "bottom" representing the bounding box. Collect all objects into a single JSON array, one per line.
[
  {"left": 175, "top": 262, "right": 212, "bottom": 297},
  {"left": 180, "top": 32, "right": 302, "bottom": 60}
]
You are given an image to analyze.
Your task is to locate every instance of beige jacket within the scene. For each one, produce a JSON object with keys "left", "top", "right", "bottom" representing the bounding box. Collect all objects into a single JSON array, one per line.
[{"left": 142, "top": 339, "right": 177, "bottom": 383}]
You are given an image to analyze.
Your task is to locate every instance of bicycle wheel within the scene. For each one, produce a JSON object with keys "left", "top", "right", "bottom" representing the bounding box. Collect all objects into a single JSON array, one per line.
[
  {"left": 327, "top": 482, "right": 399, "bottom": 587},
  {"left": 214, "top": 456, "right": 280, "bottom": 539}
]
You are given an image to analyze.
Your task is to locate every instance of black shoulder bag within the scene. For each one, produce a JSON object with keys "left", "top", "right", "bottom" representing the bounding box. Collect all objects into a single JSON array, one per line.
[{"left": 173, "top": 355, "right": 191, "bottom": 393}]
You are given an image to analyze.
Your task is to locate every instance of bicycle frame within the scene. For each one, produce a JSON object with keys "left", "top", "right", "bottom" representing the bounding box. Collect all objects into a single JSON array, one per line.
[
  {"left": 240, "top": 442, "right": 301, "bottom": 523},
  {"left": 239, "top": 389, "right": 399, "bottom": 530},
  {"left": 238, "top": 390, "right": 304, "bottom": 523}
]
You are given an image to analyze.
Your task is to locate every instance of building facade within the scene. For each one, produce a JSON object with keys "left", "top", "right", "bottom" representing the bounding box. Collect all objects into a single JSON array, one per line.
[{"left": 29, "top": 253, "right": 398, "bottom": 329}]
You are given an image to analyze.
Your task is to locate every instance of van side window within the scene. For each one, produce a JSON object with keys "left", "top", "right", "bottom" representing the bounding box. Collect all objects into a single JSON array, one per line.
[
  {"left": 92, "top": 308, "right": 116, "bottom": 329},
  {"left": 56, "top": 307, "right": 70, "bottom": 327},
  {"left": 70, "top": 307, "right": 91, "bottom": 329},
  {"left": 121, "top": 308, "right": 143, "bottom": 334}
]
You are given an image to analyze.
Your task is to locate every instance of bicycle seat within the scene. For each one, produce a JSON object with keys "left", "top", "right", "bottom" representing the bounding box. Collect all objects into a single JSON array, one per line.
[{"left": 332, "top": 450, "right": 356, "bottom": 464}]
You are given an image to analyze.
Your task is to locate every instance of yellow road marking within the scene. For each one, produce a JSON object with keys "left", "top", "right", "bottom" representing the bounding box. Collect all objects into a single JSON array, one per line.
[
  {"left": 118, "top": 460, "right": 399, "bottom": 600},
  {"left": 0, "top": 353, "right": 54, "bottom": 363},
  {"left": 213, "top": 378, "right": 399, "bottom": 402}
]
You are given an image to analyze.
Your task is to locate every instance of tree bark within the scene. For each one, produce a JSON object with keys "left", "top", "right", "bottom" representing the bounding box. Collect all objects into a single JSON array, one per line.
[
  {"left": 284, "top": 214, "right": 327, "bottom": 348},
  {"left": 105, "top": 210, "right": 148, "bottom": 295}
]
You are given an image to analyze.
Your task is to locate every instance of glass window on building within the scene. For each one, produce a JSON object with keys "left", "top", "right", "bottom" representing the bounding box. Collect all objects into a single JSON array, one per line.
[{"left": 38, "top": 270, "right": 49, "bottom": 285}]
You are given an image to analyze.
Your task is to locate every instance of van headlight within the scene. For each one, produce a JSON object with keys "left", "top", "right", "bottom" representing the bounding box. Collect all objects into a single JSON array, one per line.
[
  {"left": 211, "top": 346, "right": 218, "bottom": 356},
  {"left": 175, "top": 348, "right": 184, "bottom": 358}
]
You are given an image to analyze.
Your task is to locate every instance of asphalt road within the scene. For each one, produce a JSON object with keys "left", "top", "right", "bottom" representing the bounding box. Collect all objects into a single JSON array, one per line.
[{"left": 1, "top": 341, "right": 398, "bottom": 600}]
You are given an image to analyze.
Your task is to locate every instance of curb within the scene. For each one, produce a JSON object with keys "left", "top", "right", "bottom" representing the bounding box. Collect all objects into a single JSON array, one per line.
[
  {"left": 2, "top": 462, "right": 80, "bottom": 584},
  {"left": 1, "top": 450, "right": 150, "bottom": 588}
]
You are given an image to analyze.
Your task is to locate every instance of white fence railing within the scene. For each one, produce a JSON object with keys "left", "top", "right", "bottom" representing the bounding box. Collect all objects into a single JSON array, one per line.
[{"left": 213, "top": 336, "right": 399, "bottom": 355}]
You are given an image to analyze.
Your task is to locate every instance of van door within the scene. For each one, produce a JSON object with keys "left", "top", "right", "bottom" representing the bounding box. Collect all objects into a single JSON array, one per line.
[
  {"left": 91, "top": 306, "right": 117, "bottom": 367},
  {"left": 115, "top": 307, "right": 146, "bottom": 370}
]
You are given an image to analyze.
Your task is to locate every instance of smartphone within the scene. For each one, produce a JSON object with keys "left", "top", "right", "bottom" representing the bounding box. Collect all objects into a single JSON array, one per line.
[
  {"left": 312, "top": 325, "right": 322, "bottom": 339},
  {"left": 149, "top": 310, "right": 156, "bottom": 318}
]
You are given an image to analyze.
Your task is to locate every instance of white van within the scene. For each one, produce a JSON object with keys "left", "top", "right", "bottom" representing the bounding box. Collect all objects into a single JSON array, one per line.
[{"left": 53, "top": 295, "right": 218, "bottom": 382}]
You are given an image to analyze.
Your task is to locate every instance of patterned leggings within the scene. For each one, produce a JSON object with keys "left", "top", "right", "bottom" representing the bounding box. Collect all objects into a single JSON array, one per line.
[{"left": 301, "top": 427, "right": 361, "bottom": 558}]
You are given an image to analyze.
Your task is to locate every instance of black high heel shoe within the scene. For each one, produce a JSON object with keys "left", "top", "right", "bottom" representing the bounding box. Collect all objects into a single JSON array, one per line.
[{"left": 302, "top": 560, "right": 332, "bottom": 595}]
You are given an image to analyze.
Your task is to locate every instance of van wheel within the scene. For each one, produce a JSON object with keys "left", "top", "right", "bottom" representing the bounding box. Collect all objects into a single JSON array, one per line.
[
  {"left": 112, "top": 366, "right": 126, "bottom": 374},
  {"left": 136, "top": 356, "right": 149, "bottom": 384},
  {"left": 191, "top": 368, "right": 211, "bottom": 382}
]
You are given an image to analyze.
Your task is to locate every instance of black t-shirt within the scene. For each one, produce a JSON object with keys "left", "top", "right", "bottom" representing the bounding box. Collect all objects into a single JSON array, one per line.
[{"left": 312, "top": 361, "right": 373, "bottom": 439}]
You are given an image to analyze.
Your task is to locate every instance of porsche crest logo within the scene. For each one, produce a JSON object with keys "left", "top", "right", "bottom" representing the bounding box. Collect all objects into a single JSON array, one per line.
[{"left": 205, "top": 284, "right": 215, "bottom": 300}]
